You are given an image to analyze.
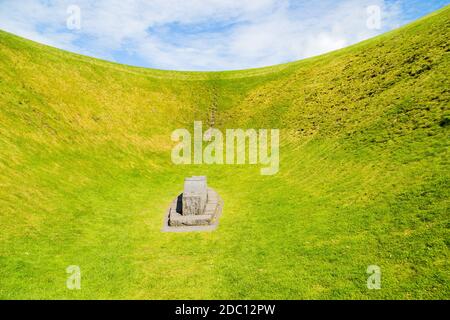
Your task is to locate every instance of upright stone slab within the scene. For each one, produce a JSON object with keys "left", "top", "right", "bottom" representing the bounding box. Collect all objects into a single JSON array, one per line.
[
  {"left": 165, "top": 176, "right": 223, "bottom": 231},
  {"left": 182, "top": 176, "right": 208, "bottom": 216}
]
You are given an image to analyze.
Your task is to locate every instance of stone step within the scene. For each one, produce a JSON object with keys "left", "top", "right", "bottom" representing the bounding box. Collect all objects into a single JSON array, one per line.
[{"left": 169, "top": 210, "right": 213, "bottom": 227}]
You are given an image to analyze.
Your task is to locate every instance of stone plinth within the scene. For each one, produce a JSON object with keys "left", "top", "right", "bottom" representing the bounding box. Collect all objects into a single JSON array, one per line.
[
  {"left": 182, "top": 176, "right": 208, "bottom": 216},
  {"left": 169, "top": 188, "right": 220, "bottom": 227},
  {"left": 163, "top": 177, "right": 223, "bottom": 232}
]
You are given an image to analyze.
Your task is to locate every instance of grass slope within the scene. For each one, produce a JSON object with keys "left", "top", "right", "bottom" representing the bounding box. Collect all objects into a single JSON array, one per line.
[{"left": 0, "top": 7, "right": 449, "bottom": 299}]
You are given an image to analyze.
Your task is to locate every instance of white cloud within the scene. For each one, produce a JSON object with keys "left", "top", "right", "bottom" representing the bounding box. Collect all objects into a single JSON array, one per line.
[{"left": 0, "top": 0, "right": 404, "bottom": 70}]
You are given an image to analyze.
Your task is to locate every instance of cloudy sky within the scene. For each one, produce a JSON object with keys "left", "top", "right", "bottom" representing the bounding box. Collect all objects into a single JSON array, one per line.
[{"left": 0, "top": 0, "right": 448, "bottom": 71}]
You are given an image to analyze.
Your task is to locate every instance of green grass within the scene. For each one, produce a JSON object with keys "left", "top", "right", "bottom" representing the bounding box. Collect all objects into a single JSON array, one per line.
[{"left": 0, "top": 6, "right": 449, "bottom": 299}]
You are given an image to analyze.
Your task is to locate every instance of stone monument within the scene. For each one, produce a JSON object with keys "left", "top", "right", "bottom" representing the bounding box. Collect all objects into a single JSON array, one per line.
[
  {"left": 164, "top": 176, "right": 223, "bottom": 231},
  {"left": 182, "top": 176, "right": 208, "bottom": 216}
]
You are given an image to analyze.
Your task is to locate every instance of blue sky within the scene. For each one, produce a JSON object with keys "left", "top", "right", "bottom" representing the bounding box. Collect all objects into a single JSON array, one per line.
[{"left": 0, "top": 0, "right": 448, "bottom": 71}]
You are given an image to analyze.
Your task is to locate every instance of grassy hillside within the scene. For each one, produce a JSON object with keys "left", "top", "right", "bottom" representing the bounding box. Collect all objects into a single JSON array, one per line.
[{"left": 0, "top": 6, "right": 449, "bottom": 299}]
